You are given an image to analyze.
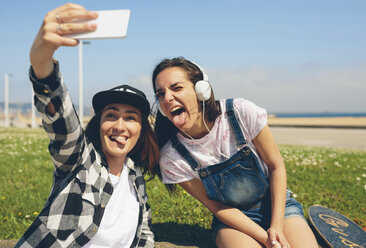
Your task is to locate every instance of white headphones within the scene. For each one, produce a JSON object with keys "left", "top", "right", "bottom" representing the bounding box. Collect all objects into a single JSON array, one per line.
[
  {"left": 192, "top": 62, "right": 212, "bottom": 102},
  {"left": 156, "top": 61, "right": 212, "bottom": 117}
]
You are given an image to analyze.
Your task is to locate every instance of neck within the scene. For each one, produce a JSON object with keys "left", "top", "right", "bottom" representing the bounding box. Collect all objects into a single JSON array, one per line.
[
  {"left": 182, "top": 114, "right": 214, "bottom": 139},
  {"left": 105, "top": 155, "right": 126, "bottom": 177}
]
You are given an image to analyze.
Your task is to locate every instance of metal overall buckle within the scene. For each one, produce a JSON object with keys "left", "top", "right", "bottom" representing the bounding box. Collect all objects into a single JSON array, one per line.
[{"left": 238, "top": 143, "right": 251, "bottom": 156}]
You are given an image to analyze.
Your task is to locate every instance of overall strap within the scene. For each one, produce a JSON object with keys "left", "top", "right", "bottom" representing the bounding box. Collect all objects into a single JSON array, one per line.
[
  {"left": 226, "top": 98, "right": 247, "bottom": 149},
  {"left": 171, "top": 136, "right": 200, "bottom": 171}
]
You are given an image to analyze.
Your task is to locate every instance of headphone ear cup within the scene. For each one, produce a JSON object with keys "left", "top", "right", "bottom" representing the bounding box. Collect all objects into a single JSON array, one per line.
[{"left": 195, "top": 80, "right": 211, "bottom": 101}]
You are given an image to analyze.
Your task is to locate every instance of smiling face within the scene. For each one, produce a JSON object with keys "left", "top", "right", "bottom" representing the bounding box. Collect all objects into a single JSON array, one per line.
[
  {"left": 99, "top": 103, "right": 142, "bottom": 162},
  {"left": 155, "top": 67, "right": 205, "bottom": 135}
]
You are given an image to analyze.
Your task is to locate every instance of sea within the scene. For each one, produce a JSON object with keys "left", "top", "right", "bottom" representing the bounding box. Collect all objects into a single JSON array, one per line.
[{"left": 271, "top": 112, "right": 366, "bottom": 118}]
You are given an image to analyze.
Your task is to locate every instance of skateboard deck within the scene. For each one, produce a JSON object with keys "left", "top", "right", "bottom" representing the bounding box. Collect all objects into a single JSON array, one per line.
[{"left": 308, "top": 205, "right": 366, "bottom": 248}]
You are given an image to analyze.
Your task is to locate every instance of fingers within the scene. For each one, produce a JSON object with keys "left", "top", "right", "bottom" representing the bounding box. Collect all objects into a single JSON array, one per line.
[
  {"left": 266, "top": 227, "right": 291, "bottom": 248},
  {"left": 269, "top": 233, "right": 277, "bottom": 245},
  {"left": 267, "top": 228, "right": 277, "bottom": 246},
  {"left": 276, "top": 234, "right": 290, "bottom": 248},
  {"left": 54, "top": 9, "right": 98, "bottom": 24},
  {"left": 53, "top": 22, "right": 97, "bottom": 37},
  {"left": 40, "top": 3, "right": 98, "bottom": 46},
  {"left": 30, "top": 3, "right": 91, "bottom": 68},
  {"left": 49, "top": 2, "right": 86, "bottom": 18},
  {"left": 278, "top": 237, "right": 290, "bottom": 248},
  {"left": 43, "top": 3, "right": 98, "bottom": 38}
]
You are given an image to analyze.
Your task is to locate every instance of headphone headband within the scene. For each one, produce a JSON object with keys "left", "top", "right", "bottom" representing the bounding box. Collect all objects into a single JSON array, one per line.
[{"left": 190, "top": 61, "right": 209, "bottom": 82}]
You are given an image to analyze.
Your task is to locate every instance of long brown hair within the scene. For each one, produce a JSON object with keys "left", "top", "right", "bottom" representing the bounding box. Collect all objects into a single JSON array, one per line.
[
  {"left": 152, "top": 57, "right": 221, "bottom": 192},
  {"left": 85, "top": 109, "right": 160, "bottom": 178}
]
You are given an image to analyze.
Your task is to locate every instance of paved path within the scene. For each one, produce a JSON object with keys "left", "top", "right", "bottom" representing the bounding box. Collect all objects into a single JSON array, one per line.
[{"left": 270, "top": 127, "right": 366, "bottom": 150}]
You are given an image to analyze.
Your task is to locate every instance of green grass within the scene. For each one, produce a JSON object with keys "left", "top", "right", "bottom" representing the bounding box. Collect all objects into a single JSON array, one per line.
[{"left": 1, "top": 126, "right": 365, "bottom": 246}]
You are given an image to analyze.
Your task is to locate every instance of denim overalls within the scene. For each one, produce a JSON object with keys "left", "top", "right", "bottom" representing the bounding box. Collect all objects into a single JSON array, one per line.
[{"left": 171, "top": 98, "right": 269, "bottom": 209}]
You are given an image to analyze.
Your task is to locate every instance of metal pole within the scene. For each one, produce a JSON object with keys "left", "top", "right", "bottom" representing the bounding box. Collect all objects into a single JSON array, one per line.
[
  {"left": 4, "top": 74, "right": 9, "bottom": 126},
  {"left": 31, "top": 89, "right": 36, "bottom": 128},
  {"left": 79, "top": 41, "right": 84, "bottom": 126}
]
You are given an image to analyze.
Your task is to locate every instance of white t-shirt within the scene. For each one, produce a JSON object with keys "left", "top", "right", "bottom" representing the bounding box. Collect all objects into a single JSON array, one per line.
[
  {"left": 83, "top": 164, "right": 139, "bottom": 248},
  {"left": 160, "top": 98, "right": 268, "bottom": 184}
]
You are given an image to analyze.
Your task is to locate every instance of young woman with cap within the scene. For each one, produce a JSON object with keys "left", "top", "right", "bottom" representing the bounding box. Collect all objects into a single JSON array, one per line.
[
  {"left": 16, "top": 3, "right": 159, "bottom": 248},
  {"left": 152, "top": 57, "right": 318, "bottom": 248}
]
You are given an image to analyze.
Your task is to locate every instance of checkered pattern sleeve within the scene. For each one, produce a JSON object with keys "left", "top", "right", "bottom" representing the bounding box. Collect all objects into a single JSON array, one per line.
[
  {"left": 138, "top": 202, "right": 154, "bottom": 247},
  {"left": 30, "top": 62, "right": 85, "bottom": 175},
  {"left": 128, "top": 162, "right": 154, "bottom": 247}
]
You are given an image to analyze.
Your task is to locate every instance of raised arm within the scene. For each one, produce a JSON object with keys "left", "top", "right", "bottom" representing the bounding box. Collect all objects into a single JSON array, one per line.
[{"left": 29, "top": 3, "right": 98, "bottom": 174}]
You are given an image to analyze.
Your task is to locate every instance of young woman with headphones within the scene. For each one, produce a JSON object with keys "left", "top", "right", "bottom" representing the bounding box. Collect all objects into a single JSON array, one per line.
[{"left": 152, "top": 57, "right": 318, "bottom": 248}]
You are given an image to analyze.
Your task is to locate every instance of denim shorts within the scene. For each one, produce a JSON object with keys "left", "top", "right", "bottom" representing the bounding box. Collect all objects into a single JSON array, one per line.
[{"left": 211, "top": 189, "right": 305, "bottom": 241}]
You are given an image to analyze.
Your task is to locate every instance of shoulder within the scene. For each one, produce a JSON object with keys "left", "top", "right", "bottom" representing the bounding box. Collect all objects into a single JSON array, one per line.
[
  {"left": 219, "top": 98, "right": 265, "bottom": 115},
  {"left": 125, "top": 157, "right": 143, "bottom": 175},
  {"left": 160, "top": 140, "right": 175, "bottom": 161}
]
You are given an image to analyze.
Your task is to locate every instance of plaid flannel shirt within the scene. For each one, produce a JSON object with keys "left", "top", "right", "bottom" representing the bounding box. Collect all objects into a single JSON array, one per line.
[{"left": 15, "top": 62, "right": 154, "bottom": 248}]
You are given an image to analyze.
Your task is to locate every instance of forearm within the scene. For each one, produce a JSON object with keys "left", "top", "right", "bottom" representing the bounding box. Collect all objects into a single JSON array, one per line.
[
  {"left": 30, "top": 62, "right": 84, "bottom": 172},
  {"left": 269, "top": 165, "right": 287, "bottom": 229},
  {"left": 30, "top": 62, "right": 77, "bottom": 130},
  {"left": 252, "top": 125, "right": 288, "bottom": 230},
  {"left": 214, "top": 205, "right": 268, "bottom": 244},
  {"left": 30, "top": 57, "right": 55, "bottom": 80}
]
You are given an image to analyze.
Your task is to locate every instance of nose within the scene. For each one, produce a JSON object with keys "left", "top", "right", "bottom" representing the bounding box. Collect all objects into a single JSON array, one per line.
[
  {"left": 163, "top": 90, "right": 174, "bottom": 104},
  {"left": 113, "top": 117, "right": 126, "bottom": 132},
  {"left": 160, "top": 90, "right": 174, "bottom": 115}
]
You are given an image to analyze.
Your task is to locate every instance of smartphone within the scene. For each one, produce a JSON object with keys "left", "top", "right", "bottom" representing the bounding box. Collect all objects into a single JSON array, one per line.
[{"left": 64, "top": 9, "right": 131, "bottom": 40}]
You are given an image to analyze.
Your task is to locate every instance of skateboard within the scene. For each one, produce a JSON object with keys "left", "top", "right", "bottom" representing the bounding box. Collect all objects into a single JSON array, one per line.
[{"left": 308, "top": 205, "right": 366, "bottom": 248}]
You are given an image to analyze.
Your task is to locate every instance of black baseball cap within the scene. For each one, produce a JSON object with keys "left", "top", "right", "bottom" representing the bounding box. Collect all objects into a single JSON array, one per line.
[{"left": 92, "top": 85, "right": 150, "bottom": 115}]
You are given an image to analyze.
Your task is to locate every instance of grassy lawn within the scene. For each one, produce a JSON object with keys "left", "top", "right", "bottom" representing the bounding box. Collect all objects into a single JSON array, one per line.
[{"left": 0, "top": 126, "right": 365, "bottom": 246}]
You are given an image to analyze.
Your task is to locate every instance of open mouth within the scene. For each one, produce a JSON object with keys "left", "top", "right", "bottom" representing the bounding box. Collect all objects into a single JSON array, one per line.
[
  {"left": 170, "top": 106, "right": 185, "bottom": 116},
  {"left": 170, "top": 106, "right": 187, "bottom": 128},
  {"left": 109, "top": 135, "right": 128, "bottom": 145}
]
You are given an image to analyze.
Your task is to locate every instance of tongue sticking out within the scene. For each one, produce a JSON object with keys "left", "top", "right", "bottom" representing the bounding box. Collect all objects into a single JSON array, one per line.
[
  {"left": 113, "top": 136, "right": 127, "bottom": 145},
  {"left": 172, "top": 111, "right": 186, "bottom": 129}
]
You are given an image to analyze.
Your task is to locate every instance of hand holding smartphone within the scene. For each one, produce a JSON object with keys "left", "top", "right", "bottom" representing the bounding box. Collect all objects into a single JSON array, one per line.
[{"left": 64, "top": 9, "right": 131, "bottom": 40}]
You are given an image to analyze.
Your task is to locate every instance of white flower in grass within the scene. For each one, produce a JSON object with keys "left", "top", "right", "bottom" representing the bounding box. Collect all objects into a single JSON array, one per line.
[
  {"left": 357, "top": 177, "right": 361, "bottom": 181},
  {"left": 293, "top": 194, "right": 297, "bottom": 198},
  {"left": 364, "top": 185, "right": 366, "bottom": 191}
]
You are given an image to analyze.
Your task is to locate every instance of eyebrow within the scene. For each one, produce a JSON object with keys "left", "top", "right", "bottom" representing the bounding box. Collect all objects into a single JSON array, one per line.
[
  {"left": 104, "top": 106, "right": 140, "bottom": 115},
  {"left": 125, "top": 109, "right": 140, "bottom": 115},
  {"left": 156, "top": 82, "right": 180, "bottom": 93},
  {"left": 104, "top": 106, "right": 119, "bottom": 112}
]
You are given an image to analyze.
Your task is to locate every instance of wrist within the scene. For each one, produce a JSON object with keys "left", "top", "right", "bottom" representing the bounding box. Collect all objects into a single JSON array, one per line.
[
  {"left": 256, "top": 229, "right": 269, "bottom": 245},
  {"left": 30, "top": 60, "right": 55, "bottom": 79},
  {"left": 269, "top": 223, "right": 284, "bottom": 232}
]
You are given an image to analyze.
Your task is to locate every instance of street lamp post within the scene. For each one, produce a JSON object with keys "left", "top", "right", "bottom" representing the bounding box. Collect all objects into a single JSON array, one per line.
[
  {"left": 78, "top": 41, "right": 90, "bottom": 127},
  {"left": 4, "top": 73, "right": 13, "bottom": 127}
]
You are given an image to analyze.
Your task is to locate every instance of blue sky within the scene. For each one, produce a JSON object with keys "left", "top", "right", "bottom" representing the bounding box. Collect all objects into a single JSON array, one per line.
[{"left": 1, "top": 0, "right": 365, "bottom": 113}]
